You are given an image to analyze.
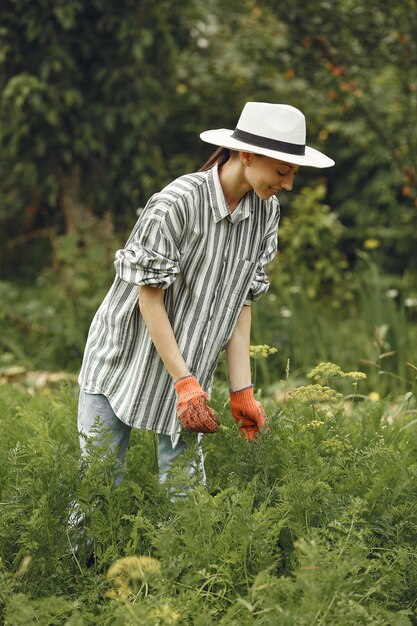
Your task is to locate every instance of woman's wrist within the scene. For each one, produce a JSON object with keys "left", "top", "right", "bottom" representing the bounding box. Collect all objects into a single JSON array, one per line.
[
  {"left": 229, "top": 383, "right": 254, "bottom": 394},
  {"left": 174, "top": 373, "right": 193, "bottom": 384}
]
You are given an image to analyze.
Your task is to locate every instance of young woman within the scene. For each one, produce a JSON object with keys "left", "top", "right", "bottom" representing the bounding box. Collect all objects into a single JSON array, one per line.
[{"left": 77, "top": 102, "right": 334, "bottom": 485}]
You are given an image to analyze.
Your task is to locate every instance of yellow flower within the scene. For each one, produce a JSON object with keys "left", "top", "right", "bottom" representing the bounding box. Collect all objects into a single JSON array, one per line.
[
  {"left": 369, "top": 391, "right": 380, "bottom": 402},
  {"left": 308, "top": 362, "right": 344, "bottom": 381},
  {"left": 106, "top": 556, "right": 161, "bottom": 600},
  {"left": 344, "top": 371, "right": 367, "bottom": 380},
  {"left": 301, "top": 420, "right": 325, "bottom": 431},
  {"left": 249, "top": 344, "right": 278, "bottom": 359},
  {"left": 176, "top": 83, "right": 188, "bottom": 94},
  {"left": 307, "top": 362, "right": 366, "bottom": 382},
  {"left": 251, "top": 5, "right": 263, "bottom": 18},
  {"left": 363, "top": 238, "right": 381, "bottom": 250},
  {"left": 152, "top": 604, "right": 181, "bottom": 624},
  {"left": 290, "top": 384, "right": 343, "bottom": 405},
  {"left": 320, "top": 437, "right": 352, "bottom": 455}
]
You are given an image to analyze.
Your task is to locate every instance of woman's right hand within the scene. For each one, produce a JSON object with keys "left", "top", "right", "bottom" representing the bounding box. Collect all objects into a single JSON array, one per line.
[{"left": 174, "top": 375, "right": 219, "bottom": 433}]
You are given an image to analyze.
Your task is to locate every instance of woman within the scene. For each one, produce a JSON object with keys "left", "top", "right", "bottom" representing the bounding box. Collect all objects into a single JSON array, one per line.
[{"left": 77, "top": 101, "right": 335, "bottom": 485}]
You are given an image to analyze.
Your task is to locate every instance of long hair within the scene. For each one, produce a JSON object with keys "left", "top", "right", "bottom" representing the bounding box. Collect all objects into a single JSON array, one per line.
[{"left": 198, "top": 147, "right": 231, "bottom": 172}]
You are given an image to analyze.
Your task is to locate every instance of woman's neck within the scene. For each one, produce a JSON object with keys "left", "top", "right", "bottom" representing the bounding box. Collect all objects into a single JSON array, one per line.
[{"left": 218, "top": 158, "right": 251, "bottom": 212}]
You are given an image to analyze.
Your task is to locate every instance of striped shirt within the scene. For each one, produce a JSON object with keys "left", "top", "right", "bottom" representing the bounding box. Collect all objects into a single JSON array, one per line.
[{"left": 78, "top": 164, "right": 280, "bottom": 441}]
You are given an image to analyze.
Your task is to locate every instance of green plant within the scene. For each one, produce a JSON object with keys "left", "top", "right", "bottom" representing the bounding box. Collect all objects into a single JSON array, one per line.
[
  {"left": 271, "top": 183, "right": 350, "bottom": 307},
  {"left": 0, "top": 366, "right": 416, "bottom": 623},
  {"left": 0, "top": 215, "right": 121, "bottom": 371}
]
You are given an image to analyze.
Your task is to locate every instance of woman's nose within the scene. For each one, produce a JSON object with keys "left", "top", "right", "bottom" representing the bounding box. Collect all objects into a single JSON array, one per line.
[{"left": 281, "top": 172, "right": 295, "bottom": 191}]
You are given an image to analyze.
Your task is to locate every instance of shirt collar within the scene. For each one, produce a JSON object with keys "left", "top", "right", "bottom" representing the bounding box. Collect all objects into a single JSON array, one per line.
[{"left": 206, "top": 164, "right": 252, "bottom": 224}]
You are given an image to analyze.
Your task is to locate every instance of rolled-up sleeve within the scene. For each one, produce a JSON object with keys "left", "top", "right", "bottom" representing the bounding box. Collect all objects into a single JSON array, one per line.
[
  {"left": 114, "top": 215, "right": 180, "bottom": 288},
  {"left": 244, "top": 203, "right": 280, "bottom": 304}
]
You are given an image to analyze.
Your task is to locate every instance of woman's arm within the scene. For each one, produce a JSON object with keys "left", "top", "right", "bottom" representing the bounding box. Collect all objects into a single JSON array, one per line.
[
  {"left": 138, "top": 285, "right": 190, "bottom": 381},
  {"left": 227, "top": 306, "right": 267, "bottom": 440},
  {"left": 139, "top": 285, "right": 218, "bottom": 432},
  {"left": 226, "top": 305, "right": 252, "bottom": 391}
]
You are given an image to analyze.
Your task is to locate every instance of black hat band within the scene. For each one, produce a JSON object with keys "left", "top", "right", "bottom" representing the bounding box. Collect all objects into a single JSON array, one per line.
[{"left": 232, "top": 128, "right": 305, "bottom": 156}]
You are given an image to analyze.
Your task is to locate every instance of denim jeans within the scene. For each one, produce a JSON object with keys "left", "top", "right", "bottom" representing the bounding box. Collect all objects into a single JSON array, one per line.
[{"left": 77, "top": 389, "right": 206, "bottom": 487}]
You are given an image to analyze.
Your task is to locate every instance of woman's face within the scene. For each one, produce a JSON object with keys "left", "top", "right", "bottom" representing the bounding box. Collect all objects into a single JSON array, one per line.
[{"left": 242, "top": 153, "right": 299, "bottom": 200}]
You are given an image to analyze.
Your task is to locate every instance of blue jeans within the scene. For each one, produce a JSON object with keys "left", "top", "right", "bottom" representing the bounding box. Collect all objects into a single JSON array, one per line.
[{"left": 77, "top": 389, "right": 206, "bottom": 487}]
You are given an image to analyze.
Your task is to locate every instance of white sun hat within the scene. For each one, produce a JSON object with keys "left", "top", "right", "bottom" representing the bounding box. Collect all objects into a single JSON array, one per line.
[{"left": 200, "top": 102, "right": 335, "bottom": 168}]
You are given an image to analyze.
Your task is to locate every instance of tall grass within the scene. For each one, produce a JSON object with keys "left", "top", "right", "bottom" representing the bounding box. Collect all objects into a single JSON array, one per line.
[{"left": 253, "top": 253, "right": 417, "bottom": 398}]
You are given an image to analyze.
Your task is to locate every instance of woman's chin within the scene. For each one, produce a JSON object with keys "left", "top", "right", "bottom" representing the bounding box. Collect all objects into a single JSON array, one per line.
[{"left": 257, "top": 189, "right": 277, "bottom": 200}]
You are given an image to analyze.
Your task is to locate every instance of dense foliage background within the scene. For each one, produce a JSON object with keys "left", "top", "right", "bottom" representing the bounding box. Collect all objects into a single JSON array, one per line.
[
  {"left": 1, "top": 1, "right": 417, "bottom": 623},
  {"left": 1, "top": 0, "right": 416, "bottom": 389}
]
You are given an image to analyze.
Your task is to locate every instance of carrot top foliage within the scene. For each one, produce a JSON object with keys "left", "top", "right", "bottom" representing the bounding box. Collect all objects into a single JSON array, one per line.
[{"left": 0, "top": 376, "right": 416, "bottom": 625}]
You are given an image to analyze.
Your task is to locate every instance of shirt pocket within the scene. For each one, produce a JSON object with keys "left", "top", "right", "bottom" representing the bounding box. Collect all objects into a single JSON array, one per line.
[
  {"left": 224, "top": 258, "right": 257, "bottom": 310},
  {"left": 211, "top": 259, "right": 257, "bottom": 353}
]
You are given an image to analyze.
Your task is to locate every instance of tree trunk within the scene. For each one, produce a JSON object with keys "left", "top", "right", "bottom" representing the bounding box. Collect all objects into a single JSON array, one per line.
[{"left": 58, "top": 165, "right": 93, "bottom": 233}]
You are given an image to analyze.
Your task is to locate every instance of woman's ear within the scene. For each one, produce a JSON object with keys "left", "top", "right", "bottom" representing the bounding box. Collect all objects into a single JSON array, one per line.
[{"left": 240, "top": 151, "right": 253, "bottom": 167}]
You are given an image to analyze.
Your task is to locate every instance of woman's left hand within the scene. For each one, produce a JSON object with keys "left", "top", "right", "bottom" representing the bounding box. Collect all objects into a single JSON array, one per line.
[{"left": 229, "top": 385, "right": 267, "bottom": 440}]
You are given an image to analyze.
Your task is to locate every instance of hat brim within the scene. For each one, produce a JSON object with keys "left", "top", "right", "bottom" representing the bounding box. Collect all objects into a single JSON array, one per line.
[{"left": 200, "top": 129, "right": 335, "bottom": 169}]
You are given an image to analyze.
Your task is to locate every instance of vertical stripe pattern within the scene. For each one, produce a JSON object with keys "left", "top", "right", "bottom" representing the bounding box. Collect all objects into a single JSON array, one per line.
[{"left": 78, "top": 165, "right": 280, "bottom": 438}]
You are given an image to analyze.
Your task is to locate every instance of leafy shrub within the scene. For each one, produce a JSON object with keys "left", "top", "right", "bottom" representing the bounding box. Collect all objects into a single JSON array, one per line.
[
  {"left": 271, "top": 183, "right": 350, "bottom": 307},
  {"left": 0, "top": 214, "right": 122, "bottom": 371}
]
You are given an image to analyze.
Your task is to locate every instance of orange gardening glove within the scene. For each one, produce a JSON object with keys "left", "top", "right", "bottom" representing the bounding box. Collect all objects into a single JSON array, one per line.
[
  {"left": 174, "top": 375, "right": 219, "bottom": 433},
  {"left": 229, "top": 385, "right": 267, "bottom": 441}
]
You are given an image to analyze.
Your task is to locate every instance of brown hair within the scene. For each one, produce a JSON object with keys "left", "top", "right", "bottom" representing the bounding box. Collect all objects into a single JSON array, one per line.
[{"left": 198, "top": 147, "right": 232, "bottom": 172}]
